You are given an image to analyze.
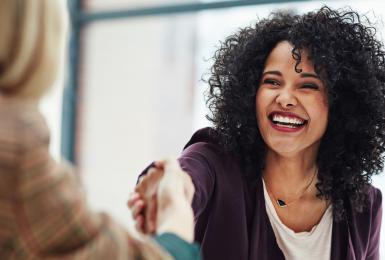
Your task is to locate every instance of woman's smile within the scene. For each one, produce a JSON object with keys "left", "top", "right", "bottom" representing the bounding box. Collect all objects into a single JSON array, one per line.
[{"left": 268, "top": 111, "right": 308, "bottom": 133}]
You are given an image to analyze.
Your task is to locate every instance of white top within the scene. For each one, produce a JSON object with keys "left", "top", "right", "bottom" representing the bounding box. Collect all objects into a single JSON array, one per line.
[{"left": 262, "top": 179, "right": 333, "bottom": 260}]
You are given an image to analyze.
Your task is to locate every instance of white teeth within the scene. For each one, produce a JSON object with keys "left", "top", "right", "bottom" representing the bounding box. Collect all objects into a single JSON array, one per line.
[{"left": 272, "top": 114, "right": 304, "bottom": 125}]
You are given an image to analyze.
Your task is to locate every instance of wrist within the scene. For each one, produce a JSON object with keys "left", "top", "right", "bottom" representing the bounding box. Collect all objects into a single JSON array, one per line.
[{"left": 156, "top": 202, "right": 194, "bottom": 243}]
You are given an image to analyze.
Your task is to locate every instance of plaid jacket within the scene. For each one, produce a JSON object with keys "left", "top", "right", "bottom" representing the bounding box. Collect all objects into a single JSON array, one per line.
[{"left": 0, "top": 98, "right": 173, "bottom": 260}]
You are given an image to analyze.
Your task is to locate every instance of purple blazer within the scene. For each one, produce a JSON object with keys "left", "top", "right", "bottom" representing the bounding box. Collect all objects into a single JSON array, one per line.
[{"left": 143, "top": 128, "right": 382, "bottom": 259}]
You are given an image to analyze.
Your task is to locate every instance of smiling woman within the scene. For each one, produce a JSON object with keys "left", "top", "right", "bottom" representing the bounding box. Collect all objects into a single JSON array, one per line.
[{"left": 130, "top": 6, "right": 385, "bottom": 260}]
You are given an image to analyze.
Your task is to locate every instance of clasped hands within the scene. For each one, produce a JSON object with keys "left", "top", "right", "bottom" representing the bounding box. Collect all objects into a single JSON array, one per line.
[{"left": 128, "top": 159, "right": 195, "bottom": 242}]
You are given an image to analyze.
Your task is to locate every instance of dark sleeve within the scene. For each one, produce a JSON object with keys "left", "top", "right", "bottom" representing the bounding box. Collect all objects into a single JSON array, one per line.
[
  {"left": 178, "top": 142, "right": 216, "bottom": 218},
  {"left": 154, "top": 233, "right": 201, "bottom": 260},
  {"left": 366, "top": 187, "right": 382, "bottom": 260}
]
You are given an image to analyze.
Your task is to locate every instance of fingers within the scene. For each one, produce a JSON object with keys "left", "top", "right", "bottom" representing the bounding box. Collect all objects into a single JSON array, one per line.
[
  {"left": 127, "top": 192, "right": 140, "bottom": 208},
  {"left": 131, "top": 159, "right": 195, "bottom": 235},
  {"left": 135, "top": 215, "right": 144, "bottom": 233},
  {"left": 128, "top": 194, "right": 146, "bottom": 233},
  {"left": 131, "top": 199, "right": 144, "bottom": 219},
  {"left": 134, "top": 166, "right": 164, "bottom": 234},
  {"left": 154, "top": 160, "right": 195, "bottom": 242},
  {"left": 127, "top": 192, "right": 144, "bottom": 218},
  {"left": 155, "top": 158, "right": 196, "bottom": 205},
  {"left": 145, "top": 194, "right": 158, "bottom": 234},
  {"left": 127, "top": 191, "right": 146, "bottom": 233}
]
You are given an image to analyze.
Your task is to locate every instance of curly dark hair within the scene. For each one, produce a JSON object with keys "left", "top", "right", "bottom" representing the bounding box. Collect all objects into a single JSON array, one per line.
[{"left": 206, "top": 6, "right": 385, "bottom": 221}]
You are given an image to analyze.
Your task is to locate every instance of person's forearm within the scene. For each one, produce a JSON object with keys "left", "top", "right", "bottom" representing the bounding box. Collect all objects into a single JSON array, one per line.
[{"left": 156, "top": 200, "right": 195, "bottom": 243}]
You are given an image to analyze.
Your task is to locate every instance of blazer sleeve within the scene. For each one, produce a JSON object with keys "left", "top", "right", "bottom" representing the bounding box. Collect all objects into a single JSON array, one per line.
[
  {"left": 0, "top": 105, "right": 173, "bottom": 260},
  {"left": 178, "top": 142, "right": 216, "bottom": 219},
  {"left": 366, "top": 187, "right": 383, "bottom": 260},
  {"left": 154, "top": 233, "right": 201, "bottom": 260}
]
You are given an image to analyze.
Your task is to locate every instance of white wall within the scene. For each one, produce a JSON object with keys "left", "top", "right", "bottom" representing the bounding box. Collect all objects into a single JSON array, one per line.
[{"left": 78, "top": 14, "right": 197, "bottom": 228}]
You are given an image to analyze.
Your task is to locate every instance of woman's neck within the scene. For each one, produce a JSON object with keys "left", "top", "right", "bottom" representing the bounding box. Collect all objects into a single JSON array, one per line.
[{"left": 263, "top": 149, "right": 318, "bottom": 197}]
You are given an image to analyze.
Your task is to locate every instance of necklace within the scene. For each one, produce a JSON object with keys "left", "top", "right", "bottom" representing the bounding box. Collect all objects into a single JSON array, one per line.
[{"left": 264, "top": 168, "right": 318, "bottom": 208}]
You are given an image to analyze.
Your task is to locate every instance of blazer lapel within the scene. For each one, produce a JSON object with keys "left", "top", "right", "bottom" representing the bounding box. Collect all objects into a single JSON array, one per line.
[{"left": 330, "top": 200, "right": 355, "bottom": 260}]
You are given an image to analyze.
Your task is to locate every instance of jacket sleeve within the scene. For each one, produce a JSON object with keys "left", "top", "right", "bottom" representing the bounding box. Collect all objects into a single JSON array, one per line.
[
  {"left": 0, "top": 104, "right": 173, "bottom": 260},
  {"left": 366, "top": 187, "right": 382, "bottom": 260},
  {"left": 154, "top": 233, "right": 201, "bottom": 260}
]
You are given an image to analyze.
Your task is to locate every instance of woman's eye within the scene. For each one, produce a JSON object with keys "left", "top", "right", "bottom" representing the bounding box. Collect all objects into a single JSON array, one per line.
[
  {"left": 263, "top": 79, "right": 280, "bottom": 86},
  {"left": 301, "top": 83, "right": 319, "bottom": 90}
]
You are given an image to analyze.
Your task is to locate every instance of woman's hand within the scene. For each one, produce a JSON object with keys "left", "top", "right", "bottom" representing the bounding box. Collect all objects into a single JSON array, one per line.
[
  {"left": 128, "top": 159, "right": 195, "bottom": 242},
  {"left": 154, "top": 159, "right": 195, "bottom": 242},
  {"left": 127, "top": 191, "right": 146, "bottom": 232},
  {"left": 133, "top": 166, "right": 164, "bottom": 234},
  {"left": 128, "top": 166, "right": 163, "bottom": 233}
]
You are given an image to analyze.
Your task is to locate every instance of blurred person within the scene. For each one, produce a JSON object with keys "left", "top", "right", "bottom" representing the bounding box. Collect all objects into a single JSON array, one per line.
[
  {"left": 0, "top": 0, "right": 200, "bottom": 259},
  {"left": 130, "top": 6, "right": 385, "bottom": 260}
]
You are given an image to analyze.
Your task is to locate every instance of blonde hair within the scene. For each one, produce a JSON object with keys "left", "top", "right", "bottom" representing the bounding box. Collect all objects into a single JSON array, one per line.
[{"left": 0, "top": 0, "right": 67, "bottom": 98}]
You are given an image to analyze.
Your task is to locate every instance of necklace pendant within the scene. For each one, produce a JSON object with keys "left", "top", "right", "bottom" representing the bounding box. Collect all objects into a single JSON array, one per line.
[{"left": 276, "top": 199, "right": 287, "bottom": 208}]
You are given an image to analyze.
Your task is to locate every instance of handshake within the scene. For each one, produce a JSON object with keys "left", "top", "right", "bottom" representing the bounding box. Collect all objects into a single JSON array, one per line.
[{"left": 128, "top": 159, "right": 195, "bottom": 243}]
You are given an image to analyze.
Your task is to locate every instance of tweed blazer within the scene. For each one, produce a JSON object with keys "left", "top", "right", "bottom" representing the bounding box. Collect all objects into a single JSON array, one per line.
[{"left": 0, "top": 99, "right": 174, "bottom": 260}]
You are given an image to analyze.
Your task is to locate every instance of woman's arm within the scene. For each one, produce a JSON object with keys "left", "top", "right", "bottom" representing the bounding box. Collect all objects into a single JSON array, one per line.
[{"left": 178, "top": 143, "right": 216, "bottom": 218}]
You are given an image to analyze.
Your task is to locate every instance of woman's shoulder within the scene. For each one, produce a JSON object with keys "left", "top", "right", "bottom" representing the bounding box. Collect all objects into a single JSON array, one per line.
[
  {"left": 0, "top": 98, "right": 49, "bottom": 148},
  {"left": 367, "top": 184, "right": 382, "bottom": 213},
  {"left": 0, "top": 98, "right": 50, "bottom": 170},
  {"left": 183, "top": 127, "right": 219, "bottom": 148},
  {"left": 347, "top": 184, "right": 382, "bottom": 224},
  {"left": 181, "top": 127, "right": 228, "bottom": 161},
  {"left": 180, "top": 127, "right": 244, "bottom": 175}
]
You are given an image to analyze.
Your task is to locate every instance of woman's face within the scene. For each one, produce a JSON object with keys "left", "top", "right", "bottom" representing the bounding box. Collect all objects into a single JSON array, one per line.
[{"left": 256, "top": 41, "right": 328, "bottom": 157}]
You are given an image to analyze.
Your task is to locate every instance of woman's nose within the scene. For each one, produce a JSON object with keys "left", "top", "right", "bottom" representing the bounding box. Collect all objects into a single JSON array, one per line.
[{"left": 275, "top": 88, "right": 298, "bottom": 109}]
